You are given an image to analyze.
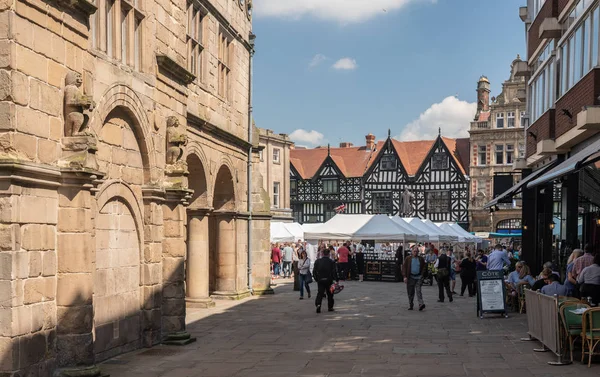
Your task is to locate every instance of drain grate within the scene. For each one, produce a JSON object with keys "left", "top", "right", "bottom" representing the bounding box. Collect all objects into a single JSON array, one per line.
[{"left": 139, "top": 348, "right": 182, "bottom": 357}]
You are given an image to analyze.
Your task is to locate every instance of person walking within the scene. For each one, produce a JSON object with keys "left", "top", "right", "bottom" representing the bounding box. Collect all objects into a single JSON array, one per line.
[
  {"left": 271, "top": 243, "right": 282, "bottom": 278},
  {"left": 459, "top": 252, "right": 477, "bottom": 297},
  {"left": 282, "top": 243, "right": 294, "bottom": 278},
  {"left": 356, "top": 243, "right": 365, "bottom": 282},
  {"left": 402, "top": 246, "right": 426, "bottom": 311},
  {"left": 435, "top": 250, "right": 453, "bottom": 302},
  {"left": 337, "top": 242, "right": 350, "bottom": 281},
  {"left": 313, "top": 248, "right": 338, "bottom": 313},
  {"left": 298, "top": 250, "right": 312, "bottom": 300}
]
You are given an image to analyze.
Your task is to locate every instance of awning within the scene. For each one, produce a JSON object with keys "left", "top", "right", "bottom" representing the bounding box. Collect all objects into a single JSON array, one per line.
[
  {"left": 527, "top": 139, "right": 600, "bottom": 188},
  {"left": 483, "top": 162, "right": 556, "bottom": 209}
]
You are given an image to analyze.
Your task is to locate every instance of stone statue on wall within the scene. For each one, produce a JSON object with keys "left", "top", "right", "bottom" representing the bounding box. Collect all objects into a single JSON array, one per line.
[
  {"left": 164, "top": 116, "right": 189, "bottom": 188},
  {"left": 64, "top": 72, "right": 95, "bottom": 137},
  {"left": 166, "top": 116, "right": 187, "bottom": 165},
  {"left": 400, "top": 188, "right": 414, "bottom": 216}
]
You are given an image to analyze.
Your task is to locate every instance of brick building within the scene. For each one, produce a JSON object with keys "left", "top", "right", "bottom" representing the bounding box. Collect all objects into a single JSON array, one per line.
[
  {"left": 0, "top": 1, "right": 272, "bottom": 376},
  {"left": 492, "top": 0, "right": 600, "bottom": 273},
  {"left": 469, "top": 63, "right": 527, "bottom": 234}
]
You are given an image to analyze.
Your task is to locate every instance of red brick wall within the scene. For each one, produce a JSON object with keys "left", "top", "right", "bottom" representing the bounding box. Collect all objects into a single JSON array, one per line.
[
  {"left": 526, "top": 109, "right": 555, "bottom": 158},
  {"left": 528, "top": 0, "right": 558, "bottom": 59},
  {"left": 555, "top": 68, "right": 600, "bottom": 138}
]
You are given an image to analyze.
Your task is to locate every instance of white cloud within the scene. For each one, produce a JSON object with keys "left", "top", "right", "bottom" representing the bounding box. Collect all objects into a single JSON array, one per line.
[
  {"left": 309, "top": 54, "right": 327, "bottom": 68},
  {"left": 396, "top": 96, "right": 476, "bottom": 141},
  {"left": 254, "top": 0, "right": 434, "bottom": 23},
  {"left": 332, "top": 58, "right": 358, "bottom": 71},
  {"left": 289, "top": 129, "right": 325, "bottom": 146}
]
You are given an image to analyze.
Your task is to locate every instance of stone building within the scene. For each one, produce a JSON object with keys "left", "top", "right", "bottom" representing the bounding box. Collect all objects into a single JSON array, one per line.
[
  {"left": 0, "top": 1, "right": 271, "bottom": 376},
  {"left": 257, "top": 127, "right": 293, "bottom": 222},
  {"left": 468, "top": 61, "right": 527, "bottom": 234}
]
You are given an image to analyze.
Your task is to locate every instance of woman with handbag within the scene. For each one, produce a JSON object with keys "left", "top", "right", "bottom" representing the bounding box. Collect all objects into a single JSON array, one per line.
[{"left": 298, "top": 250, "right": 312, "bottom": 299}]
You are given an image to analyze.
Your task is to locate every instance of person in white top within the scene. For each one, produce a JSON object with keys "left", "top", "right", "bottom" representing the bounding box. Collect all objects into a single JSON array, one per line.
[{"left": 298, "top": 250, "right": 312, "bottom": 300}]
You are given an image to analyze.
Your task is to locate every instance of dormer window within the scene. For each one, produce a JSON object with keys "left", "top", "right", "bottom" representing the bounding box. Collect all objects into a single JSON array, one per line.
[
  {"left": 381, "top": 155, "right": 397, "bottom": 170},
  {"left": 432, "top": 153, "right": 448, "bottom": 170}
]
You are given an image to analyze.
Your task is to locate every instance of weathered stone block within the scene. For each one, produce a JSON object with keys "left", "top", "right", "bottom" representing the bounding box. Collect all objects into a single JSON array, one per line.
[
  {"left": 17, "top": 195, "right": 58, "bottom": 224},
  {"left": 19, "top": 331, "right": 48, "bottom": 368},
  {"left": 57, "top": 305, "right": 93, "bottom": 335},
  {"left": 29, "top": 250, "right": 42, "bottom": 277},
  {"left": 161, "top": 316, "right": 185, "bottom": 335},
  {"left": 16, "top": 104, "right": 49, "bottom": 138},
  {"left": 38, "top": 138, "right": 59, "bottom": 164},
  {"left": 0, "top": 307, "right": 11, "bottom": 336},
  {"left": 13, "top": 132, "right": 37, "bottom": 160},
  {"left": 0, "top": 101, "right": 16, "bottom": 131},
  {"left": 56, "top": 333, "right": 94, "bottom": 367},
  {"left": 0, "top": 336, "right": 18, "bottom": 371},
  {"left": 162, "top": 281, "right": 184, "bottom": 299},
  {"left": 162, "top": 257, "right": 184, "bottom": 283},
  {"left": 14, "top": 251, "right": 29, "bottom": 279},
  {"left": 0, "top": 223, "right": 19, "bottom": 251},
  {"left": 56, "top": 274, "right": 92, "bottom": 306},
  {"left": 57, "top": 233, "right": 92, "bottom": 273},
  {"left": 42, "top": 301, "right": 57, "bottom": 330},
  {"left": 142, "top": 263, "right": 161, "bottom": 286},
  {"left": 42, "top": 250, "right": 57, "bottom": 277},
  {"left": 143, "top": 243, "right": 162, "bottom": 263},
  {"left": 48, "top": 59, "right": 67, "bottom": 88},
  {"left": 24, "top": 277, "right": 54, "bottom": 304},
  {"left": 141, "top": 308, "right": 161, "bottom": 332},
  {"left": 0, "top": 252, "right": 12, "bottom": 280},
  {"left": 12, "top": 304, "right": 31, "bottom": 336},
  {"left": 162, "top": 298, "right": 185, "bottom": 317},
  {"left": 58, "top": 207, "right": 91, "bottom": 233},
  {"left": 30, "top": 302, "right": 45, "bottom": 333},
  {"left": 162, "top": 237, "right": 185, "bottom": 257},
  {"left": 59, "top": 189, "right": 91, "bottom": 209},
  {"left": 30, "top": 78, "right": 61, "bottom": 117}
]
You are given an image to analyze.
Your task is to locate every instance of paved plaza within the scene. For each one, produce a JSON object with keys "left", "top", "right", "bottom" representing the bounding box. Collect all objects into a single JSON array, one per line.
[{"left": 100, "top": 279, "right": 598, "bottom": 377}]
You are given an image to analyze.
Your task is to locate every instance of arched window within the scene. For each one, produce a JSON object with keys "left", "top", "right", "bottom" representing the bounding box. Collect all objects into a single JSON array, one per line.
[{"left": 496, "top": 218, "right": 522, "bottom": 234}]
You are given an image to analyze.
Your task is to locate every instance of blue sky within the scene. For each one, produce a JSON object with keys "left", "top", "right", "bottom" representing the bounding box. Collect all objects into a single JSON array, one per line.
[{"left": 252, "top": 0, "right": 526, "bottom": 147}]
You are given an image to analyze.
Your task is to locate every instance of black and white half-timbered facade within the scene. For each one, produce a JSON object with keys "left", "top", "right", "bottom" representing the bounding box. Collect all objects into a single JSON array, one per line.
[{"left": 290, "top": 134, "right": 471, "bottom": 228}]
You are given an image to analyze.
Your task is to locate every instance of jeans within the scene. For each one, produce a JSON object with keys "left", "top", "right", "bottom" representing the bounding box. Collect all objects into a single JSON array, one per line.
[
  {"left": 273, "top": 263, "right": 281, "bottom": 276},
  {"left": 282, "top": 261, "right": 292, "bottom": 277},
  {"left": 315, "top": 279, "right": 334, "bottom": 310},
  {"left": 406, "top": 276, "right": 424, "bottom": 307},
  {"left": 299, "top": 273, "right": 311, "bottom": 297}
]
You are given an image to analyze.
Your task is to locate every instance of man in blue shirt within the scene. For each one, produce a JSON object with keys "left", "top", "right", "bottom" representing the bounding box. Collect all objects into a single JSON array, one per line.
[
  {"left": 487, "top": 244, "right": 511, "bottom": 271},
  {"left": 541, "top": 274, "right": 569, "bottom": 297},
  {"left": 402, "top": 246, "right": 426, "bottom": 311}
]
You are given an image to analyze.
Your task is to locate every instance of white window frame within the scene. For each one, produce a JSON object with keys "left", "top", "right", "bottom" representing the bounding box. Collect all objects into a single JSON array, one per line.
[
  {"left": 273, "top": 182, "right": 280, "bottom": 208},
  {"left": 507, "top": 112, "right": 515, "bottom": 128},
  {"left": 273, "top": 148, "right": 280, "bottom": 164},
  {"left": 478, "top": 145, "right": 487, "bottom": 166},
  {"left": 506, "top": 144, "right": 514, "bottom": 165},
  {"left": 496, "top": 113, "right": 504, "bottom": 128},
  {"left": 495, "top": 144, "right": 504, "bottom": 165}
]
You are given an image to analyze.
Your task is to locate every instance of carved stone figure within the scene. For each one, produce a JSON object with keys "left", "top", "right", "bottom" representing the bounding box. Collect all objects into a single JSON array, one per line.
[
  {"left": 166, "top": 116, "right": 187, "bottom": 165},
  {"left": 64, "top": 72, "right": 95, "bottom": 137},
  {"left": 400, "top": 188, "right": 414, "bottom": 216}
]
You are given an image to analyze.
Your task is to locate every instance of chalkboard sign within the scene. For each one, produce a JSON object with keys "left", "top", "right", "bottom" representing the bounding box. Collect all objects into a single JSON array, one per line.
[{"left": 476, "top": 270, "right": 508, "bottom": 319}]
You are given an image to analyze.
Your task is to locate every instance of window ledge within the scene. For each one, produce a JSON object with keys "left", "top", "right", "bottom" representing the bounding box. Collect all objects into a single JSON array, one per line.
[
  {"left": 156, "top": 55, "right": 196, "bottom": 85},
  {"left": 64, "top": 0, "right": 98, "bottom": 16}
]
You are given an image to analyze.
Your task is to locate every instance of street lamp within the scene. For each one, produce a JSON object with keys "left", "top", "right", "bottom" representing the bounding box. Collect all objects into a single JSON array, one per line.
[{"left": 549, "top": 221, "right": 555, "bottom": 230}]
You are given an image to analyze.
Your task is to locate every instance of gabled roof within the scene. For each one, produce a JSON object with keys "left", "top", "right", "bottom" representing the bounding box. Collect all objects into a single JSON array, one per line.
[
  {"left": 290, "top": 136, "right": 469, "bottom": 179},
  {"left": 290, "top": 146, "right": 377, "bottom": 179}
]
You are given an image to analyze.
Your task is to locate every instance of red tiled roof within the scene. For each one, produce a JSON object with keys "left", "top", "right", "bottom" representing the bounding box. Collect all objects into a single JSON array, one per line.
[{"left": 291, "top": 136, "right": 470, "bottom": 179}]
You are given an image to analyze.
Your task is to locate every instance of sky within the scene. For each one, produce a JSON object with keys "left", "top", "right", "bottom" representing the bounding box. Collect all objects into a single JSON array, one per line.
[{"left": 251, "top": 0, "right": 527, "bottom": 148}]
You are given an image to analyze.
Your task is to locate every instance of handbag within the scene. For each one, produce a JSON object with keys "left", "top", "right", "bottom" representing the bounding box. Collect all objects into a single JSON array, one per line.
[{"left": 305, "top": 271, "right": 313, "bottom": 284}]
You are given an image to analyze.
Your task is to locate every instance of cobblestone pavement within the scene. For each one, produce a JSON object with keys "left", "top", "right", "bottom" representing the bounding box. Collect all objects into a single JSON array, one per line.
[{"left": 100, "top": 279, "right": 598, "bottom": 377}]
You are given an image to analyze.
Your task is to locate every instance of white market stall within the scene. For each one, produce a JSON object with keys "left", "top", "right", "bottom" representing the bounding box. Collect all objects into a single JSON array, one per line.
[
  {"left": 390, "top": 216, "right": 429, "bottom": 243},
  {"left": 283, "top": 222, "right": 305, "bottom": 241},
  {"left": 411, "top": 218, "right": 459, "bottom": 243},
  {"left": 270, "top": 222, "right": 295, "bottom": 243},
  {"left": 303, "top": 214, "right": 417, "bottom": 241},
  {"left": 448, "top": 223, "right": 482, "bottom": 244}
]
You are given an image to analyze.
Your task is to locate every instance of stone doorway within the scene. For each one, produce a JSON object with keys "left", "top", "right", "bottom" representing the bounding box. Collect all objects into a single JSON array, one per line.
[{"left": 94, "top": 198, "right": 141, "bottom": 361}]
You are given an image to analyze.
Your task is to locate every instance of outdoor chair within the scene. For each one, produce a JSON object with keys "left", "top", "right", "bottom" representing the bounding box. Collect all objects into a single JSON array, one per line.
[
  {"left": 581, "top": 307, "right": 600, "bottom": 367},
  {"left": 518, "top": 283, "right": 531, "bottom": 314},
  {"left": 559, "top": 301, "right": 589, "bottom": 362}
]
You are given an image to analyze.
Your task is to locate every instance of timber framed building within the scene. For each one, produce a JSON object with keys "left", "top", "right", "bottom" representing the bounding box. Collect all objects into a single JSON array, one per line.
[{"left": 290, "top": 133, "right": 471, "bottom": 229}]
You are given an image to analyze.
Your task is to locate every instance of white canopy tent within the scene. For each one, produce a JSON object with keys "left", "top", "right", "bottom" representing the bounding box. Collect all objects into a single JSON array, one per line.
[
  {"left": 448, "top": 223, "right": 482, "bottom": 243},
  {"left": 417, "top": 219, "right": 459, "bottom": 242},
  {"left": 284, "top": 222, "right": 305, "bottom": 241},
  {"left": 303, "top": 214, "right": 418, "bottom": 241},
  {"left": 270, "top": 222, "right": 295, "bottom": 243},
  {"left": 390, "top": 216, "right": 429, "bottom": 242},
  {"left": 435, "top": 223, "right": 479, "bottom": 243}
]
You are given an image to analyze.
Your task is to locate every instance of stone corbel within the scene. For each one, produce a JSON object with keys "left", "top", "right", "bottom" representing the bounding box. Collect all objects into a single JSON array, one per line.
[
  {"left": 60, "top": 0, "right": 98, "bottom": 16},
  {"left": 58, "top": 135, "right": 99, "bottom": 171},
  {"left": 164, "top": 187, "right": 193, "bottom": 206},
  {"left": 156, "top": 55, "right": 196, "bottom": 85}
]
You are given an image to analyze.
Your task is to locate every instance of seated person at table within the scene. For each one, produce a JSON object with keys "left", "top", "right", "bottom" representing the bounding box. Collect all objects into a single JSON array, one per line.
[
  {"left": 577, "top": 253, "right": 600, "bottom": 303},
  {"left": 540, "top": 273, "right": 568, "bottom": 297},
  {"left": 531, "top": 267, "right": 552, "bottom": 291},
  {"left": 506, "top": 262, "right": 535, "bottom": 290}
]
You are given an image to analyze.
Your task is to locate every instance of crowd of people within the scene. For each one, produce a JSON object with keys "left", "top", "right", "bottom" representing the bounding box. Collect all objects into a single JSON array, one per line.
[{"left": 270, "top": 240, "right": 600, "bottom": 314}]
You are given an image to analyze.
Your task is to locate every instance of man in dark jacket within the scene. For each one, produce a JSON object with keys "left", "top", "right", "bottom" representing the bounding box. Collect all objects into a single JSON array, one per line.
[
  {"left": 435, "top": 249, "right": 453, "bottom": 302},
  {"left": 313, "top": 247, "right": 338, "bottom": 313},
  {"left": 402, "top": 246, "right": 426, "bottom": 311}
]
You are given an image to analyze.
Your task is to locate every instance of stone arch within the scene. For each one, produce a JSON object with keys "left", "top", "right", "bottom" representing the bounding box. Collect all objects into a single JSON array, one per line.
[
  {"left": 93, "top": 180, "right": 144, "bottom": 360},
  {"left": 185, "top": 143, "right": 210, "bottom": 209},
  {"left": 89, "top": 84, "right": 156, "bottom": 184},
  {"left": 213, "top": 163, "right": 237, "bottom": 212}
]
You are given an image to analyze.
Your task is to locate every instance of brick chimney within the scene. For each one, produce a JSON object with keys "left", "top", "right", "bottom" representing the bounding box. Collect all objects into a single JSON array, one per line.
[
  {"left": 339, "top": 142, "right": 354, "bottom": 148},
  {"left": 365, "top": 134, "right": 376, "bottom": 150}
]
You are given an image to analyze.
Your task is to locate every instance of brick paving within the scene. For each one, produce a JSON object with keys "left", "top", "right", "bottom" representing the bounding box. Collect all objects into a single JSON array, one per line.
[{"left": 100, "top": 279, "right": 599, "bottom": 376}]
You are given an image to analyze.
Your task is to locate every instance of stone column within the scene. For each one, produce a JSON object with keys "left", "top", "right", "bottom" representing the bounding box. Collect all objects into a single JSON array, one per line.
[
  {"left": 214, "top": 214, "right": 236, "bottom": 295},
  {"left": 186, "top": 210, "right": 214, "bottom": 307}
]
